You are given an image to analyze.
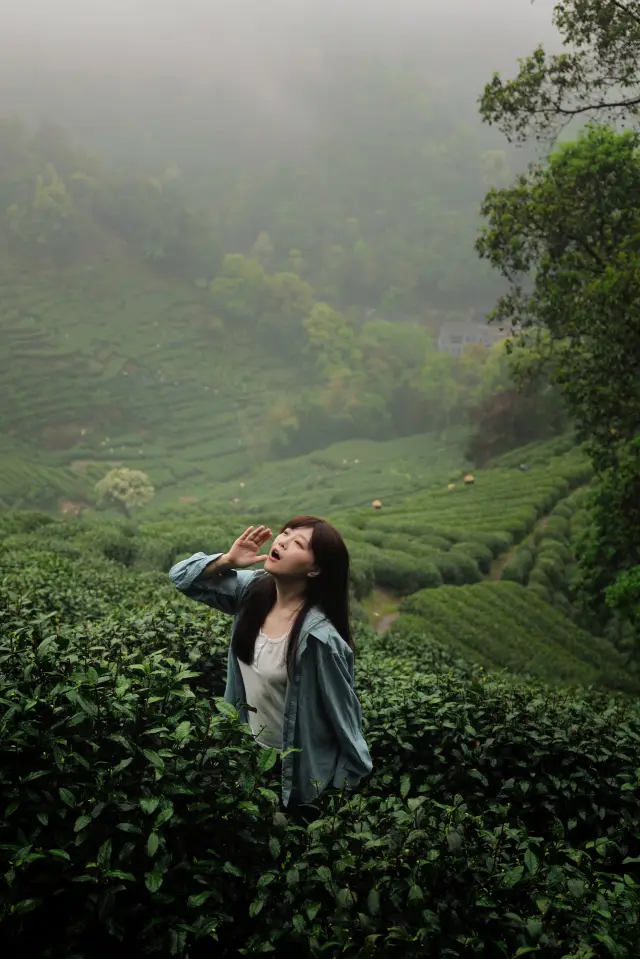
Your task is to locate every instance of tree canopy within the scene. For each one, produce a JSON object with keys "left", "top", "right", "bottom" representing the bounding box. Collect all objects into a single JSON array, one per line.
[
  {"left": 478, "top": 2, "right": 640, "bottom": 648},
  {"left": 480, "top": 0, "right": 640, "bottom": 143}
]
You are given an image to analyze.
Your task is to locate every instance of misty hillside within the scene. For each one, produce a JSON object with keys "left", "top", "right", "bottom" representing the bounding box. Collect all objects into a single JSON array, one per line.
[
  {"left": 0, "top": 80, "right": 550, "bottom": 512},
  {"left": 0, "top": 0, "right": 566, "bottom": 516}
]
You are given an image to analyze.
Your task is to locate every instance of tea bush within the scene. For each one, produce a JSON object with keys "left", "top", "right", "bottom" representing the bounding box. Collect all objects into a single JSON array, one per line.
[
  {"left": 498, "top": 488, "right": 591, "bottom": 610},
  {"left": 392, "top": 581, "right": 640, "bottom": 692},
  {"left": 1, "top": 534, "right": 640, "bottom": 957}
]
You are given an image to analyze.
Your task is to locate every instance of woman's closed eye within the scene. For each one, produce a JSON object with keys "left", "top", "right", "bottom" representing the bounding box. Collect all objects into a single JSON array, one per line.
[{"left": 283, "top": 528, "right": 307, "bottom": 550}]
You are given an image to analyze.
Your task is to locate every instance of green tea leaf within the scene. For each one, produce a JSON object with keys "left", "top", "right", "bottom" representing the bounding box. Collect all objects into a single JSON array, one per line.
[
  {"left": 112, "top": 758, "right": 133, "bottom": 775},
  {"left": 525, "top": 918, "right": 543, "bottom": 942},
  {"left": 408, "top": 884, "right": 423, "bottom": 903},
  {"left": 336, "top": 887, "right": 356, "bottom": 909},
  {"left": 268, "top": 836, "right": 281, "bottom": 859},
  {"left": 142, "top": 749, "right": 164, "bottom": 770},
  {"left": 48, "top": 849, "right": 71, "bottom": 861},
  {"left": 147, "top": 832, "right": 159, "bottom": 857},
  {"left": 306, "top": 902, "right": 321, "bottom": 922},
  {"left": 174, "top": 720, "right": 191, "bottom": 741},
  {"left": 13, "top": 898, "right": 40, "bottom": 915},
  {"left": 259, "top": 747, "right": 277, "bottom": 773},
  {"left": 145, "top": 870, "right": 163, "bottom": 893},
  {"left": 367, "top": 888, "right": 380, "bottom": 916},
  {"left": 249, "top": 898, "right": 265, "bottom": 918},
  {"left": 188, "top": 891, "right": 214, "bottom": 908},
  {"left": 97, "top": 839, "right": 112, "bottom": 869},
  {"left": 447, "top": 830, "right": 463, "bottom": 853},
  {"left": 155, "top": 804, "right": 174, "bottom": 826},
  {"left": 59, "top": 787, "right": 76, "bottom": 808}
]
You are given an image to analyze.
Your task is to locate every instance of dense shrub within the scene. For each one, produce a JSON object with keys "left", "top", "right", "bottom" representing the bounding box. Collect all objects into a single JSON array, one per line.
[
  {"left": 434, "top": 551, "right": 483, "bottom": 586},
  {"left": 394, "top": 581, "right": 639, "bottom": 692},
  {"left": 471, "top": 530, "right": 513, "bottom": 557},
  {"left": 2, "top": 520, "right": 640, "bottom": 958},
  {"left": 502, "top": 547, "right": 536, "bottom": 585},
  {"left": 450, "top": 541, "right": 494, "bottom": 574},
  {"left": 371, "top": 549, "right": 443, "bottom": 593}
]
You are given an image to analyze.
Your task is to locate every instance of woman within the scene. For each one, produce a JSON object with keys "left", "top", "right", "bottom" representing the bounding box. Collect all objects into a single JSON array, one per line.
[{"left": 168, "top": 516, "right": 373, "bottom": 822}]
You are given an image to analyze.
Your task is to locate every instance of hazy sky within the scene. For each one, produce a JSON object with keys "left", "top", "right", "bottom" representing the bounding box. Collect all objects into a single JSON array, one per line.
[{"left": 0, "top": 0, "right": 560, "bottom": 166}]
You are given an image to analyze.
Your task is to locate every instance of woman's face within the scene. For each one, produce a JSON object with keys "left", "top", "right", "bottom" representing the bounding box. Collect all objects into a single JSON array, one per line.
[{"left": 264, "top": 525, "right": 318, "bottom": 579}]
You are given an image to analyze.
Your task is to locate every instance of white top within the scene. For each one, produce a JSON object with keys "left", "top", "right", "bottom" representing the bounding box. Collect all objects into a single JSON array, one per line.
[{"left": 237, "top": 627, "right": 289, "bottom": 751}]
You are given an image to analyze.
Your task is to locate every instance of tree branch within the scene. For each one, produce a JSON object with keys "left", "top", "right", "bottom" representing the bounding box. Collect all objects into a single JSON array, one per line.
[
  {"left": 609, "top": 0, "right": 640, "bottom": 29},
  {"left": 550, "top": 92, "right": 640, "bottom": 118}
]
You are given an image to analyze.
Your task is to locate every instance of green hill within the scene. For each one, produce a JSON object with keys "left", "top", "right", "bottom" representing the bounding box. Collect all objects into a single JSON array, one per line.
[
  {"left": 0, "top": 116, "right": 567, "bottom": 516},
  {"left": 0, "top": 254, "right": 303, "bottom": 509},
  {"left": 389, "top": 580, "right": 636, "bottom": 692},
  {"left": 2, "top": 431, "right": 621, "bottom": 695}
]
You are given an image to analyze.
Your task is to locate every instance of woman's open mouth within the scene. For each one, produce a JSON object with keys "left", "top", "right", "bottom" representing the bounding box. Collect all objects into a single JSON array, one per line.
[{"left": 270, "top": 548, "right": 281, "bottom": 561}]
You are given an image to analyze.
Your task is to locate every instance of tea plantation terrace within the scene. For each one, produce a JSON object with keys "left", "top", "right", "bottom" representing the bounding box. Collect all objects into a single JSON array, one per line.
[{"left": 0, "top": 515, "right": 638, "bottom": 957}]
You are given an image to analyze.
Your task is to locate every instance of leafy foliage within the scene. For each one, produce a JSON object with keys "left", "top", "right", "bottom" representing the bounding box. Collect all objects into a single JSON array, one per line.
[
  {"left": 477, "top": 123, "right": 640, "bottom": 647},
  {"left": 477, "top": 125, "right": 640, "bottom": 457},
  {"left": 1, "top": 532, "right": 639, "bottom": 957},
  {"left": 391, "top": 579, "right": 638, "bottom": 692},
  {"left": 479, "top": 0, "right": 640, "bottom": 142},
  {"left": 95, "top": 467, "right": 155, "bottom": 518}
]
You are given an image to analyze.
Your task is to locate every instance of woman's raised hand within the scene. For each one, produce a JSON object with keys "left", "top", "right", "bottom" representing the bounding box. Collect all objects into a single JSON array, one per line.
[{"left": 224, "top": 525, "right": 273, "bottom": 568}]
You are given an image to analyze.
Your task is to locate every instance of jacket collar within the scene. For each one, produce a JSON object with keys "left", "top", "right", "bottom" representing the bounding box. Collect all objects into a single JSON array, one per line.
[{"left": 300, "top": 606, "right": 335, "bottom": 644}]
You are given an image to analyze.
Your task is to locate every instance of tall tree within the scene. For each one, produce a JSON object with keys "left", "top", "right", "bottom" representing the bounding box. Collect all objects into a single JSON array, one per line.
[
  {"left": 480, "top": 0, "right": 640, "bottom": 143},
  {"left": 477, "top": 125, "right": 640, "bottom": 462},
  {"left": 478, "top": 1, "right": 640, "bottom": 645}
]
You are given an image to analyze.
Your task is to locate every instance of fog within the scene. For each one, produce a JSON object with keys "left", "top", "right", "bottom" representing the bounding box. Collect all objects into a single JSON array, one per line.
[{"left": 0, "top": 0, "right": 560, "bottom": 167}]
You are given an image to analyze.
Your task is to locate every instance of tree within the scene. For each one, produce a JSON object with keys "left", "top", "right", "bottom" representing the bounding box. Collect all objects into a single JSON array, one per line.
[
  {"left": 261, "top": 271, "right": 315, "bottom": 346},
  {"left": 478, "top": 14, "right": 640, "bottom": 643},
  {"left": 249, "top": 230, "right": 274, "bottom": 269},
  {"left": 420, "top": 350, "right": 461, "bottom": 433},
  {"left": 95, "top": 468, "right": 155, "bottom": 519},
  {"left": 577, "top": 437, "right": 640, "bottom": 658},
  {"left": 466, "top": 382, "right": 568, "bottom": 466},
  {"left": 6, "top": 163, "right": 75, "bottom": 250},
  {"left": 209, "top": 254, "right": 268, "bottom": 324},
  {"left": 302, "top": 302, "right": 362, "bottom": 377},
  {"left": 480, "top": 0, "right": 640, "bottom": 143},
  {"left": 476, "top": 125, "right": 640, "bottom": 463}
]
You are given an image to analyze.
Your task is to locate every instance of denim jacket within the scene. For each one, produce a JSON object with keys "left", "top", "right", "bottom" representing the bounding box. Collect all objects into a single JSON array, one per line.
[{"left": 168, "top": 551, "right": 373, "bottom": 808}]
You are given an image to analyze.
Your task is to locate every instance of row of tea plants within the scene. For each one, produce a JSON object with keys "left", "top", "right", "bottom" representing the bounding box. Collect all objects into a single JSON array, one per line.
[
  {"left": 390, "top": 579, "right": 639, "bottom": 692},
  {"left": 1, "top": 530, "right": 639, "bottom": 957}
]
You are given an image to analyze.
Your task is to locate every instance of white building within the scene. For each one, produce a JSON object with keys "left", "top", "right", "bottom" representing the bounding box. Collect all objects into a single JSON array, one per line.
[{"left": 437, "top": 320, "right": 508, "bottom": 358}]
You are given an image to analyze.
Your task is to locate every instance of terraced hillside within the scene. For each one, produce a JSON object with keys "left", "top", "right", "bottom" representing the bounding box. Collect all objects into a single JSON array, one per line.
[
  {"left": 386, "top": 580, "right": 636, "bottom": 692},
  {"left": 2, "top": 433, "right": 614, "bottom": 691},
  {"left": 0, "top": 256, "right": 299, "bottom": 509},
  {"left": 62, "top": 434, "right": 583, "bottom": 601}
]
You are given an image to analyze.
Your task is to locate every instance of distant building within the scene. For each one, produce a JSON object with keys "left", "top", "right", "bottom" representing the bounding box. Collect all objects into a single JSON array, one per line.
[{"left": 437, "top": 320, "right": 508, "bottom": 358}]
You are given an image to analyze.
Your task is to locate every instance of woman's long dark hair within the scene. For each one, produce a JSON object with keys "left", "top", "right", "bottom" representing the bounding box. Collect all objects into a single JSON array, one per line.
[{"left": 232, "top": 515, "right": 352, "bottom": 681}]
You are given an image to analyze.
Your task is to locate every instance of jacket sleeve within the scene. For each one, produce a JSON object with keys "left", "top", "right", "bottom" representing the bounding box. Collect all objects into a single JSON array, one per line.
[
  {"left": 314, "top": 642, "right": 373, "bottom": 789},
  {"left": 168, "top": 551, "right": 260, "bottom": 616}
]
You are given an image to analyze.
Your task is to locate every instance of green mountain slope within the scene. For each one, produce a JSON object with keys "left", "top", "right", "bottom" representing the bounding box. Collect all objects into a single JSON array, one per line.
[
  {"left": 388, "top": 580, "right": 637, "bottom": 692},
  {"left": 0, "top": 254, "right": 301, "bottom": 509}
]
